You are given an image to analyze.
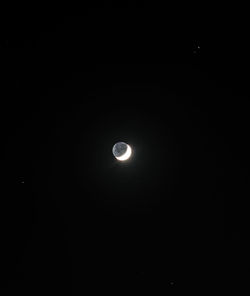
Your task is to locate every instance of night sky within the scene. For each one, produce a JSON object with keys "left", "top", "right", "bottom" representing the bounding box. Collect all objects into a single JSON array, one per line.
[{"left": 1, "top": 6, "right": 250, "bottom": 294}]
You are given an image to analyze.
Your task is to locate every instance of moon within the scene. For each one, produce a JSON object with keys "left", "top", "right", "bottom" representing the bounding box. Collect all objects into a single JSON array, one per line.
[{"left": 112, "top": 142, "right": 132, "bottom": 161}]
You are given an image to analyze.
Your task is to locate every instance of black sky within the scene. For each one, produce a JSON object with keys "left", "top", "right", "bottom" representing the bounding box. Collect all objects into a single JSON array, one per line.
[{"left": 1, "top": 6, "right": 250, "bottom": 294}]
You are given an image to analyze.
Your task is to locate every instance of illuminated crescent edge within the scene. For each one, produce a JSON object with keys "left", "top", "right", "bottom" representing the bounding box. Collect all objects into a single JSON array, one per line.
[{"left": 116, "top": 145, "right": 132, "bottom": 161}]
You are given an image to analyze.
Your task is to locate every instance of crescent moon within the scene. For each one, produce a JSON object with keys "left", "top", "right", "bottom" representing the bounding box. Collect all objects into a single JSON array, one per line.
[{"left": 116, "top": 144, "right": 132, "bottom": 161}]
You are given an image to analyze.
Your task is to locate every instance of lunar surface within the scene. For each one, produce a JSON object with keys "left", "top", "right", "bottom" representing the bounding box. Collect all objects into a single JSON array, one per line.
[{"left": 112, "top": 142, "right": 132, "bottom": 161}]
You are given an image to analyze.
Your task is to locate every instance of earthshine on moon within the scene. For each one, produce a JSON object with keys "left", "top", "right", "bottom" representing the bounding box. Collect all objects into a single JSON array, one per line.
[{"left": 112, "top": 142, "right": 132, "bottom": 161}]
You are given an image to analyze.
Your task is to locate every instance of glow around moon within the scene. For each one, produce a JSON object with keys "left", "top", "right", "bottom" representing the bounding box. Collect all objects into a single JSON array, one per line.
[{"left": 112, "top": 142, "right": 132, "bottom": 161}]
